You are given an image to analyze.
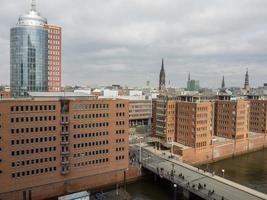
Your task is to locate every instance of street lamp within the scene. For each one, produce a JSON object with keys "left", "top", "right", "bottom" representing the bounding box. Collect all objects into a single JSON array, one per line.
[
  {"left": 173, "top": 183, "right": 177, "bottom": 200},
  {"left": 171, "top": 138, "right": 174, "bottom": 158},
  {"left": 138, "top": 136, "right": 144, "bottom": 164},
  {"left": 138, "top": 136, "right": 144, "bottom": 175},
  {"left": 222, "top": 169, "right": 225, "bottom": 178}
]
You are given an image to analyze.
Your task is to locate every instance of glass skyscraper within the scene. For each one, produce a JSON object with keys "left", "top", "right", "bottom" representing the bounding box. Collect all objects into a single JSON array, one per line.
[{"left": 10, "top": 0, "right": 48, "bottom": 98}]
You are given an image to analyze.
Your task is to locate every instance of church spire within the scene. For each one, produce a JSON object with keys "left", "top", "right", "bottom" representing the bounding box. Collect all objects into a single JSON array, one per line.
[
  {"left": 159, "top": 58, "right": 166, "bottom": 91},
  {"left": 188, "top": 72, "right": 191, "bottom": 81},
  {"left": 221, "top": 75, "right": 225, "bottom": 89},
  {"left": 244, "top": 68, "right": 249, "bottom": 90}
]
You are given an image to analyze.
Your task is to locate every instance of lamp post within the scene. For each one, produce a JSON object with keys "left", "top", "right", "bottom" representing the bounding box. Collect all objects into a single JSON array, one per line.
[
  {"left": 173, "top": 183, "right": 177, "bottom": 200},
  {"left": 138, "top": 137, "right": 144, "bottom": 163},
  {"left": 222, "top": 169, "right": 225, "bottom": 178},
  {"left": 124, "top": 168, "right": 128, "bottom": 189},
  {"left": 138, "top": 136, "right": 143, "bottom": 175},
  {"left": 171, "top": 139, "right": 174, "bottom": 158}
]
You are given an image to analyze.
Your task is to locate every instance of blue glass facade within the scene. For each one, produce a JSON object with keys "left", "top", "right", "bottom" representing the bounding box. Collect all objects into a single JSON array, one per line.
[{"left": 10, "top": 26, "right": 48, "bottom": 98}]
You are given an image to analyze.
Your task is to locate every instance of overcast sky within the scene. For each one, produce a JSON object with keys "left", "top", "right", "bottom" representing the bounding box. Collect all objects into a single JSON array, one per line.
[{"left": 0, "top": 0, "right": 267, "bottom": 88}]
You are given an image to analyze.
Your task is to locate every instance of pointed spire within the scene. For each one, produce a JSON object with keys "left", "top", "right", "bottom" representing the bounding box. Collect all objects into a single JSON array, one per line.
[
  {"left": 244, "top": 68, "right": 249, "bottom": 90},
  {"left": 31, "top": 0, "right": 37, "bottom": 12},
  {"left": 221, "top": 75, "right": 225, "bottom": 89},
  {"left": 159, "top": 58, "right": 166, "bottom": 91},
  {"left": 188, "top": 72, "right": 191, "bottom": 81}
]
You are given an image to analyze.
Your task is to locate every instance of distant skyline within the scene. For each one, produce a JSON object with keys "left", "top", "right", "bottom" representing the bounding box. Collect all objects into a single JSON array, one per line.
[{"left": 0, "top": 0, "right": 267, "bottom": 88}]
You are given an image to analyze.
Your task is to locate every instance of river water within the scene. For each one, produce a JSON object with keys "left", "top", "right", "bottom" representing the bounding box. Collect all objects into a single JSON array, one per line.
[
  {"left": 200, "top": 149, "right": 267, "bottom": 194},
  {"left": 126, "top": 149, "right": 267, "bottom": 199}
]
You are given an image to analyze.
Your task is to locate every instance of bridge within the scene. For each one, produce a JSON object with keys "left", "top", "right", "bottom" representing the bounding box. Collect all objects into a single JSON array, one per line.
[{"left": 129, "top": 144, "right": 267, "bottom": 200}]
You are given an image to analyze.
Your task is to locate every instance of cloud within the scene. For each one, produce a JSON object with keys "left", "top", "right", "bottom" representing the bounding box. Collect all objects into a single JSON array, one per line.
[{"left": 0, "top": 0, "right": 267, "bottom": 88}]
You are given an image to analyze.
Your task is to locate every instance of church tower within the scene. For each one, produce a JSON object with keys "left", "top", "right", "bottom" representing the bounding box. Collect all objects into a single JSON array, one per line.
[
  {"left": 159, "top": 58, "right": 166, "bottom": 91},
  {"left": 221, "top": 75, "right": 225, "bottom": 89},
  {"left": 244, "top": 68, "right": 249, "bottom": 91}
]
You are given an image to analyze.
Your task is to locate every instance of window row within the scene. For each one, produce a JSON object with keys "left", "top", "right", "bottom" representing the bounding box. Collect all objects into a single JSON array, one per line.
[
  {"left": 73, "top": 131, "right": 109, "bottom": 139},
  {"left": 73, "top": 104, "right": 109, "bottom": 110},
  {"left": 73, "top": 140, "right": 109, "bottom": 148},
  {"left": 116, "top": 138, "right": 125, "bottom": 143},
  {"left": 116, "top": 112, "right": 125, "bottom": 117},
  {"left": 73, "top": 122, "right": 109, "bottom": 129},
  {"left": 11, "top": 116, "right": 56, "bottom": 123},
  {"left": 11, "top": 126, "right": 56, "bottom": 134},
  {"left": 12, "top": 156, "right": 56, "bottom": 167},
  {"left": 11, "top": 136, "right": 56, "bottom": 145},
  {"left": 74, "top": 149, "right": 109, "bottom": 158},
  {"left": 116, "top": 121, "right": 125, "bottom": 125},
  {"left": 116, "top": 104, "right": 125, "bottom": 108},
  {"left": 11, "top": 105, "right": 56, "bottom": 112},
  {"left": 116, "top": 147, "right": 125, "bottom": 152},
  {"left": 196, "top": 141, "right": 207, "bottom": 148},
  {"left": 116, "top": 155, "right": 125, "bottom": 160},
  {"left": 74, "top": 158, "right": 109, "bottom": 167},
  {"left": 11, "top": 147, "right": 56, "bottom": 156},
  {"left": 12, "top": 167, "right": 57, "bottom": 178},
  {"left": 74, "top": 113, "right": 109, "bottom": 120},
  {"left": 116, "top": 130, "right": 125, "bottom": 134}
]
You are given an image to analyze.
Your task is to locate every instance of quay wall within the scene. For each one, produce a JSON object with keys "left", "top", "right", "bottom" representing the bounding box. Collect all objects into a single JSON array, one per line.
[{"left": 181, "top": 135, "right": 267, "bottom": 165}]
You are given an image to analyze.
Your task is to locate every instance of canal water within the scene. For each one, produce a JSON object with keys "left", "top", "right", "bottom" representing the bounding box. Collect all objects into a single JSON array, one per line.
[
  {"left": 200, "top": 149, "right": 267, "bottom": 194},
  {"left": 126, "top": 149, "right": 267, "bottom": 199}
]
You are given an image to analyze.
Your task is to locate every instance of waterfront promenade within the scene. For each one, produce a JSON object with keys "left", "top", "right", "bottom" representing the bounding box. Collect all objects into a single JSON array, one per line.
[{"left": 130, "top": 144, "right": 267, "bottom": 200}]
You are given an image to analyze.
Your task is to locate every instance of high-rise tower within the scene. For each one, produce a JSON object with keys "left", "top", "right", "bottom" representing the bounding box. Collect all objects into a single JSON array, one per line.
[
  {"left": 10, "top": 0, "right": 62, "bottom": 97},
  {"left": 10, "top": 0, "right": 48, "bottom": 98},
  {"left": 159, "top": 58, "right": 166, "bottom": 91},
  {"left": 244, "top": 68, "right": 249, "bottom": 91}
]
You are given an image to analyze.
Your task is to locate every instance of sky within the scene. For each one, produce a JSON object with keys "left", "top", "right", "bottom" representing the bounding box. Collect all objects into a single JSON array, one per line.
[{"left": 0, "top": 0, "right": 267, "bottom": 88}]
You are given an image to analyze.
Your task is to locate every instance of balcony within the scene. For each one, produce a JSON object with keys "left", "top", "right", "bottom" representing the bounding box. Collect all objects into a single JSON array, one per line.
[
  {"left": 61, "top": 151, "right": 70, "bottom": 155},
  {"left": 61, "top": 160, "right": 70, "bottom": 165},
  {"left": 61, "top": 131, "right": 69, "bottom": 135},
  {"left": 61, "top": 141, "right": 69, "bottom": 145},
  {"left": 61, "top": 170, "right": 70, "bottom": 175},
  {"left": 61, "top": 121, "right": 69, "bottom": 125}
]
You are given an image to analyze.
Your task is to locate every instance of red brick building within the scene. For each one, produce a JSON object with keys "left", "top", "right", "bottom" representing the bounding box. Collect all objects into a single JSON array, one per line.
[
  {"left": 46, "top": 25, "right": 62, "bottom": 92},
  {"left": 0, "top": 91, "right": 11, "bottom": 99},
  {"left": 0, "top": 96, "right": 128, "bottom": 200},
  {"left": 249, "top": 100, "right": 267, "bottom": 134},
  {"left": 214, "top": 100, "right": 248, "bottom": 140}
]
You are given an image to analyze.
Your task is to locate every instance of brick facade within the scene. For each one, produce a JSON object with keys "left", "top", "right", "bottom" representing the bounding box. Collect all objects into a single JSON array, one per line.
[{"left": 0, "top": 98, "right": 129, "bottom": 199}]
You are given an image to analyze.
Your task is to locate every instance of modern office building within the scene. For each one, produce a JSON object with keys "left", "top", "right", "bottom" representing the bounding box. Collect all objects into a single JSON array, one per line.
[
  {"left": 0, "top": 93, "right": 129, "bottom": 200},
  {"left": 128, "top": 99, "right": 152, "bottom": 126},
  {"left": 10, "top": 1, "right": 48, "bottom": 98},
  {"left": 118, "top": 96, "right": 152, "bottom": 127},
  {"left": 46, "top": 25, "right": 62, "bottom": 92},
  {"left": 187, "top": 73, "right": 200, "bottom": 91},
  {"left": 10, "top": 1, "right": 62, "bottom": 97}
]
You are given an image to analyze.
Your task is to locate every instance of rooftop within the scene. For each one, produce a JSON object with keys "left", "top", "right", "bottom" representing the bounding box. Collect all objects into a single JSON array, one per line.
[{"left": 28, "top": 92, "right": 97, "bottom": 100}]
